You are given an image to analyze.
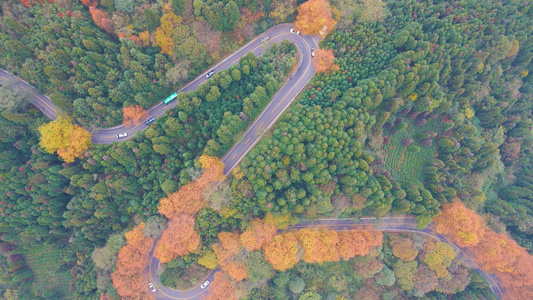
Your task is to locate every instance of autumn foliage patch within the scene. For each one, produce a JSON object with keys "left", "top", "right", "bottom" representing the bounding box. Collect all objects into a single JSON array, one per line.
[
  {"left": 434, "top": 201, "right": 533, "bottom": 299},
  {"left": 110, "top": 223, "right": 153, "bottom": 299}
]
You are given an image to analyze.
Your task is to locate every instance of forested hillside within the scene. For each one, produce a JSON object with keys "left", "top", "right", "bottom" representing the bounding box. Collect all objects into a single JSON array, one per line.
[{"left": 1, "top": 0, "right": 533, "bottom": 299}]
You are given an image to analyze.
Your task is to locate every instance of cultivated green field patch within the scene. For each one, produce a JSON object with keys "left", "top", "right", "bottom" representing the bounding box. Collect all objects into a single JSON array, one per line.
[
  {"left": 23, "top": 244, "right": 74, "bottom": 299},
  {"left": 383, "top": 117, "right": 444, "bottom": 182}
]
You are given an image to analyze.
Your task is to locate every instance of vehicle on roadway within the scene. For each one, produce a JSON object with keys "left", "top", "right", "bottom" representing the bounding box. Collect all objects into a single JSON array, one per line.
[
  {"left": 290, "top": 28, "right": 300, "bottom": 35},
  {"left": 117, "top": 132, "right": 128, "bottom": 138},
  {"left": 311, "top": 49, "right": 315, "bottom": 57},
  {"left": 162, "top": 92, "right": 178, "bottom": 105},
  {"left": 205, "top": 70, "right": 216, "bottom": 79},
  {"left": 148, "top": 282, "right": 156, "bottom": 292},
  {"left": 201, "top": 281, "right": 210, "bottom": 289},
  {"left": 260, "top": 36, "right": 270, "bottom": 43},
  {"left": 145, "top": 117, "right": 155, "bottom": 125}
]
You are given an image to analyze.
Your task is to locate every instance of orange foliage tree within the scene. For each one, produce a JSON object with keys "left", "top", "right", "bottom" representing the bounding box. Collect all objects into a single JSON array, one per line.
[
  {"left": 433, "top": 201, "right": 486, "bottom": 247},
  {"left": 297, "top": 228, "right": 340, "bottom": 263},
  {"left": 80, "top": 0, "right": 97, "bottom": 7},
  {"left": 212, "top": 232, "right": 246, "bottom": 281},
  {"left": 158, "top": 155, "right": 224, "bottom": 219},
  {"left": 471, "top": 231, "right": 520, "bottom": 274},
  {"left": 293, "top": 0, "right": 336, "bottom": 37},
  {"left": 89, "top": 7, "right": 115, "bottom": 34},
  {"left": 262, "top": 232, "right": 300, "bottom": 271},
  {"left": 153, "top": 215, "right": 200, "bottom": 263},
  {"left": 391, "top": 236, "right": 419, "bottom": 262},
  {"left": 240, "top": 219, "right": 278, "bottom": 251},
  {"left": 313, "top": 49, "right": 338, "bottom": 74},
  {"left": 203, "top": 272, "right": 236, "bottom": 300},
  {"left": 122, "top": 105, "right": 148, "bottom": 126},
  {"left": 337, "top": 228, "right": 383, "bottom": 260},
  {"left": 110, "top": 223, "right": 154, "bottom": 299}
]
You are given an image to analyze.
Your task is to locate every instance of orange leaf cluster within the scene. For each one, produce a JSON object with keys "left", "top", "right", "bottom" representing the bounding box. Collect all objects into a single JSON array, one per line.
[
  {"left": 153, "top": 215, "right": 200, "bottom": 264},
  {"left": 337, "top": 228, "right": 383, "bottom": 260},
  {"left": 89, "top": 7, "right": 115, "bottom": 34},
  {"left": 110, "top": 224, "right": 153, "bottom": 299},
  {"left": 262, "top": 232, "right": 300, "bottom": 271},
  {"left": 434, "top": 201, "right": 533, "bottom": 298},
  {"left": 293, "top": 0, "right": 336, "bottom": 36},
  {"left": 262, "top": 228, "right": 383, "bottom": 271},
  {"left": 240, "top": 219, "right": 278, "bottom": 251},
  {"left": 122, "top": 105, "right": 148, "bottom": 126},
  {"left": 80, "top": 0, "right": 97, "bottom": 7},
  {"left": 433, "top": 201, "right": 485, "bottom": 247},
  {"left": 472, "top": 231, "right": 520, "bottom": 274},
  {"left": 313, "top": 49, "right": 338, "bottom": 74},
  {"left": 203, "top": 272, "right": 237, "bottom": 300},
  {"left": 241, "top": 8, "right": 265, "bottom": 23},
  {"left": 391, "top": 237, "right": 419, "bottom": 261},
  {"left": 158, "top": 155, "right": 225, "bottom": 219},
  {"left": 224, "top": 261, "right": 247, "bottom": 282},
  {"left": 212, "top": 232, "right": 246, "bottom": 281}
]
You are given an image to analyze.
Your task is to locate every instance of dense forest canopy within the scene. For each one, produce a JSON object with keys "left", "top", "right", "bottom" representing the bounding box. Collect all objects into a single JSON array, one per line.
[{"left": 0, "top": 0, "right": 532, "bottom": 299}]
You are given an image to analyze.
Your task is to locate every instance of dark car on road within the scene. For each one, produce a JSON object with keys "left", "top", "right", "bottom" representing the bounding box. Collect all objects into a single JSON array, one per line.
[{"left": 145, "top": 117, "right": 155, "bottom": 125}]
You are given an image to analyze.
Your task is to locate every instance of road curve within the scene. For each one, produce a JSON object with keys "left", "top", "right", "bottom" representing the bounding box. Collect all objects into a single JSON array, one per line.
[
  {"left": 1, "top": 23, "right": 317, "bottom": 174},
  {"left": 147, "top": 216, "right": 503, "bottom": 300}
]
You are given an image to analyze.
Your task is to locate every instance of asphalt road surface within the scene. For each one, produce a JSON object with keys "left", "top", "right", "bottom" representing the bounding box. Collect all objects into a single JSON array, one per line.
[
  {"left": 1, "top": 23, "right": 318, "bottom": 176},
  {"left": 146, "top": 216, "right": 504, "bottom": 300}
]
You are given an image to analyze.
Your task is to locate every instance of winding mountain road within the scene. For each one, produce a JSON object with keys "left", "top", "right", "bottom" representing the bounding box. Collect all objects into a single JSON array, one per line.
[
  {"left": 1, "top": 24, "right": 503, "bottom": 300},
  {"left": 146, "top": 216, "right": 503, "bottom": 300},
  {"left": 0, "top": 23, "right": 318, "bottom": 175}
]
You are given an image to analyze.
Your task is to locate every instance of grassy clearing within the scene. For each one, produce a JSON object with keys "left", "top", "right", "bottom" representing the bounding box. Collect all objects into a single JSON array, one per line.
[
  {"left": 383, "top": 118, "right": 444, "bottom": 182},
  {"left": 23, "top": 244, "right": 73, "bottom": 298}
]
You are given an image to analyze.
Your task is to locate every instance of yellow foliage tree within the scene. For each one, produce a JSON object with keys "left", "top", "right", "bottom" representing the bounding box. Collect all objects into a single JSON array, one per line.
[
  {"left": 198, "top": 250, "right": 218, "bottom": 269},
  {"left": 155, "top": 27, "right": 173, "bottom": 56},
  {"left": 39, "top": 116, "right": 92, "bottom": 163},
  {"left": 294, "top": 0, "right": 337, "bottom": 37},
  {"left": 297, "top": 228, "right": 340, "bottom": 264},
  {"left": 160, "top": 12, "right": 181, "bottom": 36},
  {"left": 422, "top": 240, "right": 456, "bottom": 278}
]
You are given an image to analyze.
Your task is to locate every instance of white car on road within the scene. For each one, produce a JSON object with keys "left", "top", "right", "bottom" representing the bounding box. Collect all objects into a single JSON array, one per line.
[
  {"left": 148, "top": 282, "right": 156, "bottom": 292},
  {"left": 117, "top": 132, "right": 128, "bottom": 138},
  {"left": 205, "top": 70, "right": 216, "bottom": 79},
  {"left": 290, "top": 28, "right": 300, "bottom": 35},
  {"left": 201, "top": 280, "right": 210, "bottom": 289}
]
